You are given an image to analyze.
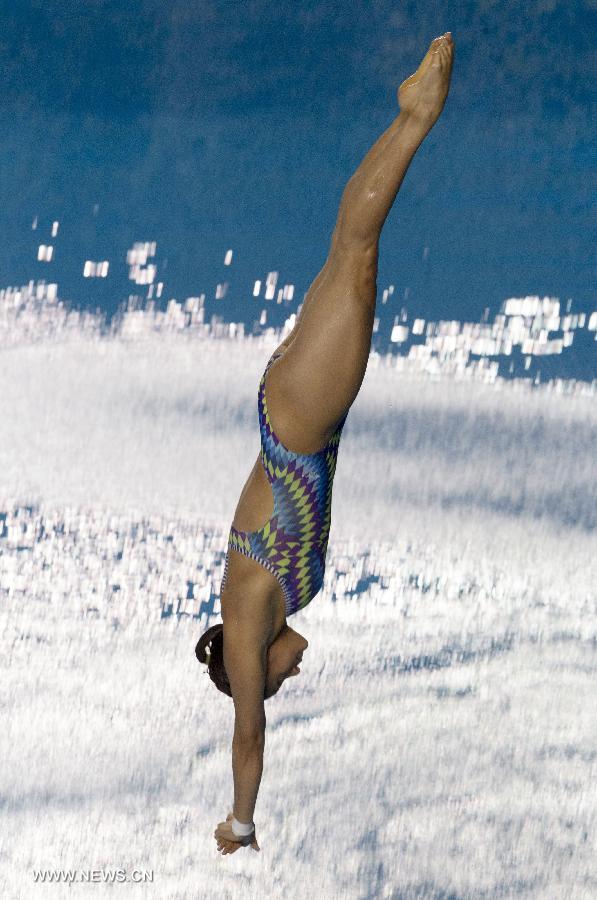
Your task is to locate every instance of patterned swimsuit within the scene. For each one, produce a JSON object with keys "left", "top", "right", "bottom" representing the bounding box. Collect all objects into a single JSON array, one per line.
[{"left": 221, "top": 350, "right": 348, "bottom": 617}]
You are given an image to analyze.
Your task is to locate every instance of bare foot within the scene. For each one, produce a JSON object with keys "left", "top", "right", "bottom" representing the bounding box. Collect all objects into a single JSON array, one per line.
[{"left": 397, "top": 33, "right": 455, "bottom": 130}]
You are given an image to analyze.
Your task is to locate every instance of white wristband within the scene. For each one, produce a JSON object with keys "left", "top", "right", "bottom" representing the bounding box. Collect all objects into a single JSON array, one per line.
[{"left": 231, "top": 815, "right": 255, "bottom": 837}]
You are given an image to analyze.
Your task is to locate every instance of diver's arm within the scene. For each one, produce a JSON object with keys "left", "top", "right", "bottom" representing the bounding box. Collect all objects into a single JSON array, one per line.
[
  {"left": 223, "top": 609, "right": 269, "bottom": 825},
  {"left": 231, "top": 734, "right": 264, "bottom": 825}
]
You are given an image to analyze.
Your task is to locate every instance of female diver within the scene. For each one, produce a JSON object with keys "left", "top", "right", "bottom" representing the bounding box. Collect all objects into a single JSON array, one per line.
[{"left": 195, "top": 33, "right": 455, "bottom": 854}]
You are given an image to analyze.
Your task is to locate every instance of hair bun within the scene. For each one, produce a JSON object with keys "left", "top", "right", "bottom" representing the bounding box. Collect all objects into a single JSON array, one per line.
[{"left": 195, "top": 622, "right": 223, "bottom": 665}]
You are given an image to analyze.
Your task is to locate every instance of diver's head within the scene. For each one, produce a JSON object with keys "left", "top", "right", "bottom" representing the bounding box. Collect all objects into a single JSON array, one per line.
[
  {"left": 263, "top": 622, "right": 308, "bottom": 699},
  {"left": 195, "top": 622, "right": 308, "bottom": 700}
]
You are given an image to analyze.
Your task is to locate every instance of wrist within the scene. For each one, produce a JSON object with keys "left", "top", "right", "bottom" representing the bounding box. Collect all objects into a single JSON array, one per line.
[{"left": 231, "top": 814, "right": 255, "bottom": 837}]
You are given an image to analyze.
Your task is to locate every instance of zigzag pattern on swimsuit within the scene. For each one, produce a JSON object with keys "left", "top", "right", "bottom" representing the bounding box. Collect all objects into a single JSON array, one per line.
[{"left": 223, "top": 351, "right": 348, "bottom": 616}]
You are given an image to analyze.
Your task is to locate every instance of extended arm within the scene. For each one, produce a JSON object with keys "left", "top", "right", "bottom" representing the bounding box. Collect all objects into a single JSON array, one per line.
[
  {"left": 223, "top": 597, "right": 271, "bottom": 825},
  {"left": 231, "top": 734, "right": 264, "bottom": 826}
]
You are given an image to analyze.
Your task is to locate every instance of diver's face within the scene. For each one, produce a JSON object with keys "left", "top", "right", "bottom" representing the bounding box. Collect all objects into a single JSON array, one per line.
[{"left": 265, "top": 624, "right": 308, "bottom": 698}]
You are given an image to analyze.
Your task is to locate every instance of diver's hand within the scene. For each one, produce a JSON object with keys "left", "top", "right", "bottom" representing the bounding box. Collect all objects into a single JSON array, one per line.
[{"left": 214, "top": 812, "right": 260, "bottom": 855}]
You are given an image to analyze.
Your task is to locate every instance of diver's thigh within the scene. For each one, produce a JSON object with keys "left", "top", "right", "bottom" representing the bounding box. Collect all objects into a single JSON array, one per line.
[{"left": 266, "top": 254, "right": 377, "bottom": 438}]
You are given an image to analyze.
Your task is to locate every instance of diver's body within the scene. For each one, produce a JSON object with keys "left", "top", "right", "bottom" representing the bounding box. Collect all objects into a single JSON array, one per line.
[{"left": 209, "top": 32, "right": 455, "bottom": 854}]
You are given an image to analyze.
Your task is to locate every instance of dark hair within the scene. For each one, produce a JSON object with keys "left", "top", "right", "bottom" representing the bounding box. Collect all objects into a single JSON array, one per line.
[{"left": 195, "top": 622, "right": 232, "bottom": 697}]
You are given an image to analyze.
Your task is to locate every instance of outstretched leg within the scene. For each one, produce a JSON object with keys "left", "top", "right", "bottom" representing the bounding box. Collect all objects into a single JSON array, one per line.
[
  {"left": 268, "top": 33, "right": 455, "bottom": 453},
  {"left": 334, "top": 32, "right": 454, "bottom": 251}
]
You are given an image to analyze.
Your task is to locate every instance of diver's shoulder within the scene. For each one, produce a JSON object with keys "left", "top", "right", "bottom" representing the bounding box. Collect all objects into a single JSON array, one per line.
[{"left": 221, "top": 555, "right": 278, "bottom": 638}]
